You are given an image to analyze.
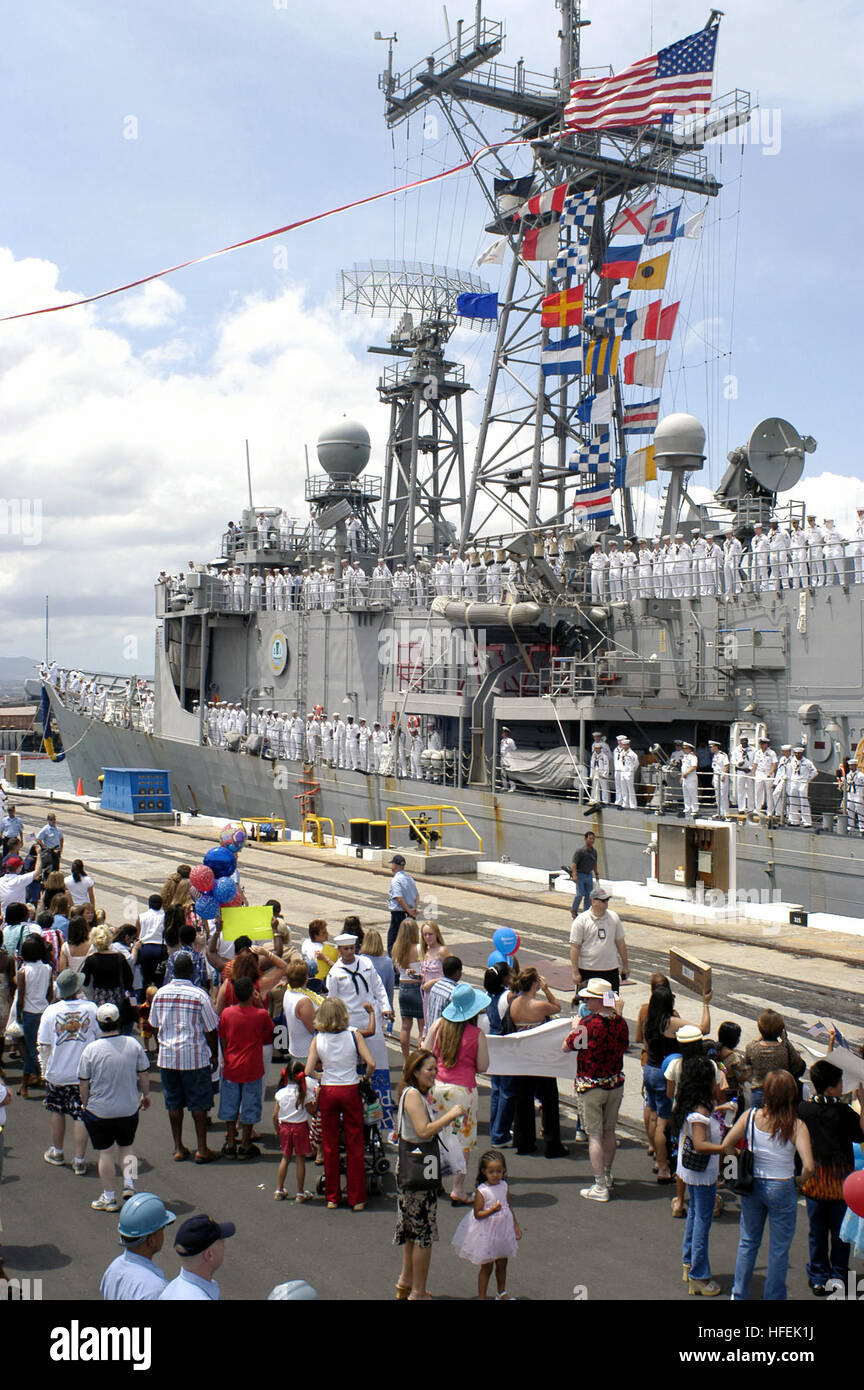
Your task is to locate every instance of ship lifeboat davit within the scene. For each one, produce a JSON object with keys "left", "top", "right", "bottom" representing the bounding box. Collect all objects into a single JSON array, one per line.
[{"left": 431, "top": 597, "right": 542, "bottom": 626}]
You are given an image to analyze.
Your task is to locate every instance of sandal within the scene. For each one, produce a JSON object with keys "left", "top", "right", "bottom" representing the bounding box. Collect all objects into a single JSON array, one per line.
[
  {"left": 671, "top": 1198, "right": 685, "bottom": 1218},
  {"left": 296, "top": 1191, "right": 314, "bottom": 1202},
  {"left": 395, "top": 1281, "right": 411, "bottom": 1300},
  {"left": 173, "top": 1147, "right": 190, "bottom": 1162},
  {"left": 274, "top": 1190, "right": 287, "bottom": 1201}
]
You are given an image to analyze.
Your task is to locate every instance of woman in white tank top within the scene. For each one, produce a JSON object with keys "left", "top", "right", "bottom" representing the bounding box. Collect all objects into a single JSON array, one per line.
[
  {"left": 307, "top": 999, "right": 375, "bottom": 1211},
  {"left": 280, "top": 960, "right": 318, "bottom": 1061},
  {"left": 721, "top": 1069, "right": 814, "bottom": 1301}
]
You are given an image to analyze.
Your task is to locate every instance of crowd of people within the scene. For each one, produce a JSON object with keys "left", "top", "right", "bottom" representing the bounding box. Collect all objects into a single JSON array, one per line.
[{"left": 1, "top": 799, "right": 862, "bottom": 1302}]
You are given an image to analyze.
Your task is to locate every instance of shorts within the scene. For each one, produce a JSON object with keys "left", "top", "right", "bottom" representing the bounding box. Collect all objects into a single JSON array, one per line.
[
  {"left": 218, "top": 1077, "right": 264, "bottom": 1125},
  {"left": 398, "top": 981, "right": 424, "bottom": 1021},
  {"left": 82, "top": 1109, "right": 139, "bottom": 1150},
  {"left": 44, "top": 1082, "right": 85, "bottom": 1120},
  {"left": 160, "top": 1065, "right": 213, "bottom": 1113},
  {"left": 578, "top": 1084, "right": 624, "bottom": 1137},
  {"left": 279, "top": 1120, "right": 313, "bottom": 1158},
  {"left": 642, "top": 1063, "right": 673, "bottom": 1119}
]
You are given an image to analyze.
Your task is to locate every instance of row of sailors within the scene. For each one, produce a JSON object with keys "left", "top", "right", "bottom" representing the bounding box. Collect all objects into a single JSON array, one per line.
[
  {"left": 587, "top": 732, "right": 836, "bottom": 829},
  {"left": 588, "top": 515, "right": 864, "bottom": 602},
  {"left": 225, "top": 512, "right": 367, "bottom": 555},
  {"left": 202, "top": 705, "right": 442, "bottom": 779},
  {"left": 42, "top": 667, "right": 155, "bottom": 732}
]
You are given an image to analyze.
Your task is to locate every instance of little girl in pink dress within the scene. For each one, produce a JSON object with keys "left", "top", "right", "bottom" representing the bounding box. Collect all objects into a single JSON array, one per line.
[{"left": 452, "top": 1150, "right": 521, "bottom": 1299}]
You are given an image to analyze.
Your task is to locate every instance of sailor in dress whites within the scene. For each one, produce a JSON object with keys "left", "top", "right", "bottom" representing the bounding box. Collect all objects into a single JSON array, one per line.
[
  {"left": 615, "top": 737, "right": 639, "bottom": 810},
  {"left": 392, "top": 563, "right": 410, "bottom": 607},
  {"left": 357, "top": 718, "right": 372, "bottom": 773},
  {"left": 749, "top": 523, "right": 771, "bottom": 592},
  {"left": 607, "top": 541, "right": 624, "bottom": 602},
  {"left": 265, "top": 568, "right": 277, "bottom": 611},
  {"left": 703, "top": 535, "right": 723, "bottom": 597},
  {"left": 345, "top": 716, "right": 360, "bottom": 770},
  {"left": 589, "top": 543, "right": 609, "bottom": 602},
  {"left": 771, "top": 744, "right": 793, "bottom": 821},
  {"left": 768, "top": 521, "right": 791, "bottom": 591},
  {"left": 753, "top": 738, "right": 778, "bottom": 815},
  {"left": 709, "top": 740, "right": 730, "bottom": 818},
  {"left": 448, "top": 547, "right": 466, "bottom": 598},
  {"left": 822, "top": 520, "right": 846, "bottom": 587},
  {"left": 487, "top": 552, "right": 505, "bottom": 603},
  {"left": 409, "top": 729, "right": 424, "bottom": 780},
  {"left": 680, "top": 741, "right": 700, "bottom": 818},
  {"left": 287, "top": 711, "right": 302, "bottom": 760},
  {"left": 332, "top": 713, "right": 346, "bottom": 769},
  {"left": 851, "top": 508, "right": 864, "bottom": 586},
  {"left": 845, "top": 760, "right": 864, "bottom": 833},
  {"left": 733, "top": 736, "right": 755, "bottom": 813},
  {"left": 690, "top": 530, "right": 708, "bottom": 596},
  {"left": 723, "top": 530, "right": 743, "bottom": 597},
  {"left": 346, "top": 513, "right": 362, "bottom": 554},
  {"left": 621, "top": 541, "right": 638, "bottom": 601},
  {"left": 636, "top": 540, "right": 653, "bottom": 599},
  {"left": 370, "top": 560, "right": 393, "bottom": 605},
  {"left": 651, "top": 539, "right": 666, "bottom": 598},
  {"left": 322, "top": 567, "right": 336, "bottom": 612},
  {"left": 789, "top": 519, "right": 808, "bottom": 589},
  {"left": 464, "top": 551, "right": 482, "bottom": 600},
  {"left": 787, "top": 746, "right": 817, "bottom": 828},
  {"left": 499, "top": 727, "right": 517, "bottom": 792},
  {"left": 306, "top": 714, "right": 321, "bottom": 764},
  {"left": 670, "top": 534, "right": 692, "bottom": 599},
  {"left": 279, "top": 510, "right": 293, "bottom": 549},
  {"left": 805, "top": 516, "right": 824, "bottom": 587},
  {"left": 320, "top": 715, "right": 334, "bottom": 766},
  {"left": 433, "top": 554, "right": 451, "bottom": 597},
  {"left": 351, "top": 562, "right": 368, "bottom": 608},
  {"left": 274, "top": 568, "right": 288, "bottom": 611},
  {"left": 371, "top": 721, "right": 387, "bottom": 773},
  {"left": 589, "top": 731, "right": 611, "bottom": 804}
]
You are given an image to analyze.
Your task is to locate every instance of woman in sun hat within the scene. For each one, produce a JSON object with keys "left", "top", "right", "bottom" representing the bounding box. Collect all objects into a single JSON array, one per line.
[{"left": 423, "top": 981, "right": 490, "bottom": 1206}]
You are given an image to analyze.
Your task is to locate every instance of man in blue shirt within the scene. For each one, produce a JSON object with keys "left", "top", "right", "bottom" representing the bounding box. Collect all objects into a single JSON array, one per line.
[
  {"left": 387, "top": 854, "right": 419, "bottom": 955},
  {"left": 101, "top": 1193, "right": 176, "bottom": 1300},
  {"left": 36, "top": 813, "right": 64, "bottom": 873},
  {"left": 1, "top": 805, "right": 23, "bottom": 858},
  {"left": 159, "top": 1214, "right": 235, "bottom": 1301}
]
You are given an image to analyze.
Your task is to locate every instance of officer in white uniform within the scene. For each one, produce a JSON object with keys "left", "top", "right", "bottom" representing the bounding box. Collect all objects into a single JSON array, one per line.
[
  {"left": 357, "top": 718, "right": 372, "bottom": 773},
  {"left": 789, "top": 520, "right": 808, "bottom": 589},
  {"left": 320, "top": 716, "right": 334, "bottom": 766},
  {"left": 409, "top": 729, "right": 424, "bottom": 780},
  {"left": 805, "top": 516, "right": 824, "bottom": 587},
  {"left": 590, "top": 732, "right": 612, "bottom": 804},
  {"left": 768, "top": 521, "right": 791, "bottom": 591},
  {"left": 680, "top": 741, "right": 700, "bottom": 817},
  {"left": 392, "top": 564, "right": 410, "bottom": 607},
  {"left": 332, "top": 713, "right": 346, "bottom": 769},
  {"left": 370, "top": 561, "right": 393, "bottom": 605},
  {"left": 753, "top": 738, "right": 778, "bottom": 815},
  {"left": 346, "top": 514, "right": 362, "bottom": 553},
  {"left": 845, "top": 760, "right": 864, "bottom": 833},
  {"left": 322, "top": 567, "right": 336, "bottom": 612},
  {"left": 448, "top": 548, "right": 466, "bottom": 598},
  {"left": 771, "top": 744, "right": 793, "bottom": 821},
  {"left": 787, "top": 746, "right": 817, "bottom": 828},
  {"left": 615, "top": 737, "right": 639, "bottom": 810},
  {"left": 703, "top": 535, "right": 723, "bottom": 597},
  {"left": 432, "top": 555, "right": 451, "bottom": 596},
  {"left": 487, "top": 553, "right": 504, "bottom": 603},
  {"left": 690, "top": 530, "right": 708, "bottom": 596},
  {"left": 723, "top": 530, "right": 743, "bottom": 597},
  {"left": 351, "top": 562, "right": 368, "bottom": 608},
  {"left": 345, "top": 716, "right": 360, "bottom": 770},
  {"left": 589, "top": 543, "right": 609, "bottom": 601},
  {"left": 670, "top": 534, "right": 692, "bottom": 599},
  {"left": 709, "top": 740, "right": 730, "bottom": 818},
  {"left": 822, "top": 521, "right": 846, "bottom": 587},
  {"left": 651, "top": 540, "right": 665, "bottom": 598},
  {"left": 607, "top": 541, "right": 624, "bottom": 602},
  {"left": 750, "top": 523, "right": 771, "bottom": 591},
  {"left": 372, "top": 721, "right": 387, "bottom": 773},
  {"left": 733, "top": 736, "right": 755, "bottom": 812},
  {"left": 500, "top": 727, "right": 517, "bottom": 792},
  {"left": 621, "top": 541, "right": 638, "bottom": 601}
]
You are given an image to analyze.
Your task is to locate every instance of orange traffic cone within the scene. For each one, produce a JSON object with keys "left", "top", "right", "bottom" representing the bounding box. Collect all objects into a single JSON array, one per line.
[{"left": 76, "top": 777, "right": 84, "bottom": 797}]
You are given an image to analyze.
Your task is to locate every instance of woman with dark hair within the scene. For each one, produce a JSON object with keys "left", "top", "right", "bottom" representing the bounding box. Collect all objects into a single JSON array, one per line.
[
  {"left": 47, "top": 892, "right": 72, "bottom": 942},
  {"left": 721, "top": 1070, "right": 815, "bottom": 1301},
  {"left": 672, "top": 1056, "right": 726, "bottom": 1295},
  {"left": 15, "top": 935, "right": 54, "bottom": 1095},
  {"left": 742, "top": 1010, "right": 805, "bottom": 1109},
  {"left": 64, "top": 859, "right": 95, "bottom": 910},
  {"left": 342, "top": 914, "right": 364, "bottom": 952},
  {"left": 393, "top": 1049, "right": 466, "bottom": 1300},
  {"left": 717, "top": 1021, "right": 745, "bottom": 1111},
  {"left": 507, "top": 967, "right": 567, "bottom": 1159},
  {"left": 643, "top": 984, "right": 711, "bottom": 1183}
]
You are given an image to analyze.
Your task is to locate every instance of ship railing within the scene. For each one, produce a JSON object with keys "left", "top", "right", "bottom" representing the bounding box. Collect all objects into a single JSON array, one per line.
[{"left": 385, "top": 803, "right": 482, "bottom": 854}]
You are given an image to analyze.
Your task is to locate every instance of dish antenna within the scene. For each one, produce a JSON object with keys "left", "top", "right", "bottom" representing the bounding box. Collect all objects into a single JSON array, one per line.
[{"left": 747, "top": 417, "right": 817, "bottom": 494}]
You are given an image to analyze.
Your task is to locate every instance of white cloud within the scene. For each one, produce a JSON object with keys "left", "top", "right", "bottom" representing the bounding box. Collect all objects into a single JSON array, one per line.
[{"left": 104, "top": 279, "right": 186, "bottom": 330}]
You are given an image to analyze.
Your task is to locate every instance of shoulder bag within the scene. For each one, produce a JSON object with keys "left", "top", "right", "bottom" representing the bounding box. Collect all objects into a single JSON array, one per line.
[
  {"left": 396, "top": 1088, "right": 442, "bottom": 1192},
  {"left": 731, "top": 1108, "right": 756, "bottom": 1195}
]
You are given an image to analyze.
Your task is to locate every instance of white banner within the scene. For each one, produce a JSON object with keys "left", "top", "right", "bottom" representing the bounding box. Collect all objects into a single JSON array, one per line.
[{"left": 487, "top": 1017, "right": 580, "bottom": 1079}]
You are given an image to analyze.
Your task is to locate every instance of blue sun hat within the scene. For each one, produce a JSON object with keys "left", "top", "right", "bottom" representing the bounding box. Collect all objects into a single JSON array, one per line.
[{"left": 442, "top": 981, "right": 491, "bottom": 1023}]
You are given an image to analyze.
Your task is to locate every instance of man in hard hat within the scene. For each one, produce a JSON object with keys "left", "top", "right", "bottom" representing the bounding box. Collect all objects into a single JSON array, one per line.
[{"left": 100, "top": 1193, "right": 176, "bottom": 1300}]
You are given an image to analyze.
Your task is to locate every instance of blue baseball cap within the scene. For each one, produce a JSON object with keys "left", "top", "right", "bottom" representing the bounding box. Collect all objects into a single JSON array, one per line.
[{"left": 174, "top": 1214, "right": 236, "bottom": 1255}]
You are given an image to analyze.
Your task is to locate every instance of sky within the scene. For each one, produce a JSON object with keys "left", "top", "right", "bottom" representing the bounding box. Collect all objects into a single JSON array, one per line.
[{"left": 0, "top": 0, "right": 860, "bottom": 671}]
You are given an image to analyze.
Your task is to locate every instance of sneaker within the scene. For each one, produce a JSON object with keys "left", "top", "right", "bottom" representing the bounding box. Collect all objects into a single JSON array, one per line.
[
  {"left": 121, "top": 1185, "right": 136, "bottom": 1201},
  {"left": 603, "top": 1169, "right": 614, "bottom": 1190},
  {"left": 43, "top": 1148, "right": 65, "bottom": 1166},
  {"left": 72, "top": 1158, "right": 87, "bottom": 1177},
  {"left": 580, "top": 1183, "right": 610, "bottom": 1203},
  {"left": 91, "top": 1193, "right": 121, "bottom": 1212},
  {"left": 573, "top": 1128, "right": 589, "bottom": 1143},
  {"left": 237, "top": 1144, "right": 261, "bottom": 1161}
]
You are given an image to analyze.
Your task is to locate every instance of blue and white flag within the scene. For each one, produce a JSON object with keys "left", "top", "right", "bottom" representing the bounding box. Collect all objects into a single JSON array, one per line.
[
  {"left": 570, "top": 430, "right": 612, "bottom": 474},
  {"left": 646, "top": 204, "right": 681, "bottom": 244},
  {"left": 541, "top": 333, "right": 582, "bottom": 377},
  {"left": 572, "top": 481, "right": 613, "bottom": 521},
  {"left": 555, "top": 243, "right": 591, "bottom": 277},
  {"left": 561, "top": 189, "right": 597, "bottom": 231},
  {"left": 583, "top": 292, "right": 631, "bottom": 337},
  {"left": 575, "top": 388, "right": 613, "bottom": 425}
]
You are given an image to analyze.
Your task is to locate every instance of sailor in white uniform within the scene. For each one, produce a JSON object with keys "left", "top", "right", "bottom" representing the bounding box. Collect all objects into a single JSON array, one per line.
[
  {"left": 849, "top": 509, "right": 864, "bottom": 586},
  {"left": 590, "top": 731, "right": 612, "bottom": 804},
  {"left": 372, "top": 721, "right": 387, "bottom": 773},
  {"left": 351, "top": 562, "right": 368, "bottom": 609},
  {"left": 680, "top": 741, "right": 700, "bottom": 817},
  {"left": 322, "top": 567, "right": 336, "bottom": 612},
  {"left": 615, "top": 737, "right": 639, "bottom": 810},
  {"left": 487, "top": 554, "right": 504, "bottom": 603},
  {"left": 607, "top": 541, "right": 624, "bottom": 602},
  {"left": 789, "top": 520, "right": 809, "bottom": 589},
  {"left": 448, "top": 547, "right": 466, "bottom": 598},
  {"left": 346, "top": 514, "right": 362, "bottom": 553},
  {"left": 703, "top": 535, "right": 723, "bottom": 597},
  {"left": 357, "top": 718, "right": 372, "bottom": 773},
  {"left": 345, "top": 716, "right": 360, "bottom": 771},
  {"left": 690, "top": 530, "right": 708, "bottom": 596},
  {"left": 432, "top": 555, "right": 451, "bottom": 597},
  {"left": 822, "top": 520, "right": 846, "bottom": 587},
  {"left": 723, "top": 531, "right": 743, "bottom": 597},
  {"left": 409, "top": 729, "right": 424, "bottom": 780},
  {"left": 636, "top": 540, "right": 653, "bottom": 599},
  {"left": 768, "top": 521, "right": 791, "bottom": 591},
  {"left": 845, "top": 761, "right": 864, "bottom": 833},
  {"left": 749, "top": 523, "right": 771, "bottom": 591},
  {"left": 733, "top": 736, "right": 755, "bottom": 812},
  {"left": 332, "top": 713, "right": 346, "bottom": 768},
  {"left": 621, "top": 541, "right": 638, "bottom": 601},
  {"left": 651, "top": 539, "right": 666, "bottom": 599},
  {"left": 499, "top": 727, "right": 517, "bottom": 792},
  {"left": 320, "top": 716, "right": 334, "bottom": 766},
  {"left": 787, "top": 746, "right": 817, "bottom": 828},
  {"left": 709, "top": 740, "right": 730, "bottom": 817},
  {"left": 670, "top": 534, "right": 692, "bottom": 599},
  {"left": 753, "top": 738, "right": 778, "bottom": 815},
  {"left": 392, "top": 563, "right": 410, "bottom": 607},
  {"left": 771, "top": 744, "right": 793, "bottom": 821},
  {"left": 288, "top": 712, "right": 303, "bottom": 761},
  {"left": 805, "top": 516, "right": 824, "bottom": 587},
  {"left": 589, "top": 543, "right": 609, "bottom": 602},
  {"left": 306, "top": 714, "right": 321, "bottom": 764},
  {"left": 370, "top": 561, "right": 393, "bottom": 605}
]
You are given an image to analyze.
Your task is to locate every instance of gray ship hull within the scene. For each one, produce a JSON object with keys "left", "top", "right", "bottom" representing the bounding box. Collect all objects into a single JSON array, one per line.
[{"left": 46, "top": 691, "right": 864, "bottom": 918}]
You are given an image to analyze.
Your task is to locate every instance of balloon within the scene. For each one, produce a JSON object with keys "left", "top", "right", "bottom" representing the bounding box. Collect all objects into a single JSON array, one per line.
[
  {"left": 660, "top": 1052, "right": 682, "bottom": 1078},
  {"left": 487, "top": 949, "right": 507, "bottom": 967},
  {"left": 203, "top": 846, "right": 237, "bottom": 879},
  {"left": 213, "top": 876, "right": 238, "bottom": 904},
  {"left": 189, "top": 865, "right": 214, "bottom": 893},
  {"left": 492, "top": 928, "right": 518, "bottom": 956},
  {"left": 220, "top": 822, "right": 247, "bottom": 852},
  {"left": 513, "top": 935, "right": 520, "bottom": 953},
  {"left": 195, "top": 893, "right": 219, "bottom": 920},
  {"left": 227, "top": 891, "right": 244, "bottom": 907},
  {"left": 843, "top": 1169, "right": 864, "bottom": 1219}
]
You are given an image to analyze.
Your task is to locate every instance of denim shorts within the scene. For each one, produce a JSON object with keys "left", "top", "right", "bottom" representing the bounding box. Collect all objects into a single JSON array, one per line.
[
  {"left": 642, "top": 1063, "right": 673, "bottom": 1119},
  {"left": 160, "top": 1065, "right": 213, "bottom": 1113},
  {"left": 218, "top": 1077, "right": 264, "bottom": 1125}
]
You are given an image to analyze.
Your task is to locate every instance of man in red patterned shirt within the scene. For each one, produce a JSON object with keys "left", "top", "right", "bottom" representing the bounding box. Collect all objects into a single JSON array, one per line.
[{"left": 563, "top": 978, "right": 629, "bottom": 1203}]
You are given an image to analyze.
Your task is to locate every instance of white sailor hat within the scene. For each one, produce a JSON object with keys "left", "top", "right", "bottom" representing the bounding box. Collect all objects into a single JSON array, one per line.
[
  {"left": 793, "top": 745, "right": 805, "bottom": 753},
  {"left": 692, "top": 528, "right": 701, "bottom": 534},
  {"left": 753, "top": 522, "right": 764, "bottom": 529},
  {"left": 592, "top": 730, "right": 604, "bottom": 738},
  {"left": 682, "top": 741, "right": 694, "bottom": 748},
  {"left": 824, "top": 518, "right": 834, "bottom": 524},
  {"left": 708, "top": 739, "right": 721, "bottom": 747},
  {"left": 359, "top": 716, "right": 367, "bottom": 723},
  {"left": 620, "top": 736, "right": 631, "bottom": 744},
  {"left": 758, "top": 736, "right": 770, "bottom": 743},
  {"left": 608, "top": 538, "right": 618, "bottom": 546},
  {"left": 780, "top": 743, "right": 792, "bottom": 750},
  {"left": 662, "top": 535, "right": 671, "bottom": 541},
  {"left": 675, "top": 532, "right": 684, "bottom": 539},
  {"left": 373, "top": 721, "right": 381, "bottom": 727},
  {"left": 332, "top": 712, "right": 339, "bottom": 717}
]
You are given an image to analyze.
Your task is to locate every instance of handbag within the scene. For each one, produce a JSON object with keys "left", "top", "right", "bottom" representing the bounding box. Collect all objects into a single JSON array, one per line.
[
  {"left": 396, "top": 1089, "right": 442, "bottom": 1192},
  {"left": 731, "top": 1108, "right": 756, "bottom": 1195},
  {"left": 680, "top": 1132, "right": 712, "bottom": 1173}
]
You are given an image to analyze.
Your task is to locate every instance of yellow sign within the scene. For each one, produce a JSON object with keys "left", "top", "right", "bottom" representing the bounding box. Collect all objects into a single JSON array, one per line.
[{"left": 220, "top": 905, "right": 274, "bottom": 941}]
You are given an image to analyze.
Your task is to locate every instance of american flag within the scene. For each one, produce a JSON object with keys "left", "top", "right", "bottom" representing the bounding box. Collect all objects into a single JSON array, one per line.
[{"left": 564, "top": 28, "right": 717, "bottom": 130}]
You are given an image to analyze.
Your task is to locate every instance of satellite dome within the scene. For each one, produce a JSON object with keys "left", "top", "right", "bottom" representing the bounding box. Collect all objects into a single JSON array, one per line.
[
  {"left": 653, "top": 413, "right": 706, "bottom": 473},
  {"left": 316, "top": 420, "right": 371, "bottom": 479}
]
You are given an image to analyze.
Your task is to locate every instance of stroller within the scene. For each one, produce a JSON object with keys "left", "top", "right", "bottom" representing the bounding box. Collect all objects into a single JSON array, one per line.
[{"left": 315, "top": 1085, "right": 392, "bottom": 1198}]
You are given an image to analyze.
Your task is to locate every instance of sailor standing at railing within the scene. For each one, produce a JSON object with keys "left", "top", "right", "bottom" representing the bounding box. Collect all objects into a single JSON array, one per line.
[
  {"left": 371, "top": 721, "right": 386, "bottom": 773},
  {"left": 589, "top": 543, "right": 608, "bottom": 601},
  {"left": 670, "top": 534, "right": 691, "bottom": 599},
  {"left": 768, "top": 521, "right": 791, "bottom": 591},
  {"left": 749, "top": 523, "right": 771, "bottom": 591},
  {"left": 408, "top": 564, "right": 425, "bottom": 608},
  {"left": 845, "top": 761, "right": 864, "bottom": 833},
  {"left": 232, "top": 569, "right": 247, "bottom": 613},
  {"left": 723, "top": 530, "right": 743, "bottom": 596},
  {"left": 805, "top": 516, "right": 824, "bottom": 587},
  {"left": 393, "top": 563, "right": 410, "bottom": 607},
  {"left": 500, "top": 727, "right": 517, "bottom": 793},
  {"left": 346, "top": 513, "right": 362, "bottom": 553},
  {"left": 680, "top": 742, "right": 699, "bottom": 817},
  {"left": 249, "top": 569, "right": 263, "bottom": 610},
  {"left": 708, "top": 740, "right": 729, "bottom": 817},
  {"left": 753, "top": 738, "right": 778, "bottom": 815},
  {"left": 370, "top": 560, "right": 393, "bottom": 605},
  {"left": 345, "top": 715, "right": 359, "bottom": 770},
  {"left": 323, "top": 566, "right": 337, "bottom": 612},
  {"left": 770, "top": 744, "right": 793, "bottom": 820},
  {"left": 279, "top": 510, "right": 292, "bottom": 549},
  {"left": 622, "top": 540, "right": 638, "bottom": 600},
  {"left": 432, "top": 554, "right": 450, "bottom": 596},
  {"left": 789, "top": 519, "right": 808, "bottom": 588},
  {"left": 615, "top": 737, "right": 639, "bottom": 810},
  {"left": 850, "top": 508, "right": 864, "bottom": 586},
  {"left": 351, "top": 561, "right": 368, "bottom": 608},
  {"left": 487, "top": 553, "right": 504, "bottom": 603},
  {"left": 590, "top": 731, "right": 611, "bottom": 804},
  {"left": 331, "top": 713, "right": 345, "bottom": 768},
  {"left": 409, "top": 728, "right": 424, "bottom": 780},
  {"left": 822, "top": 520, "right": 846, "bottom": 586},
  {"left": 320, "top": 716, "right": 334, "bottom": 766},
  {"left": 464, "top": 551, "right": 482, "bottom": 600},
  {"left": 606, "top": 540, "right": 623, "bottom": 602},
  {"left": 690, "top": 529, "right": 708, "bottom": 596},
  {"left": 703, "top": 535, "right": 723, "bottom": 597},
  {"left": 733, "top": 735, "right": 755, "bottom": 812},
  {"left": 636, "top": 540, "right": 653, "bottom": 599},
  {"left": 448, "top": 546, "right": 465, "bottom": 598},
  {"left": 787, "top": 746, "right": 817, "bottom": 828},
  {"left": 357, "top": 718, "right": 372, "bottom": 773}
]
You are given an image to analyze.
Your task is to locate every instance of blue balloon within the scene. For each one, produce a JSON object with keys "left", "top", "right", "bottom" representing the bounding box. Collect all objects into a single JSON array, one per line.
[
  {"left": 213, "top": 876, "right": 237, "bottom": 904},
  {"left": 487, "top": 949, "right": 507, "bottom": 967},
  {"left": 493, "top": 928, "right": 518, "bottom": 956},
  {"left": 195, "top": 892, "right": 219, "bottom": 920},
  {"left": 203, "top": 846, "right": 237, "bottom": 879}
]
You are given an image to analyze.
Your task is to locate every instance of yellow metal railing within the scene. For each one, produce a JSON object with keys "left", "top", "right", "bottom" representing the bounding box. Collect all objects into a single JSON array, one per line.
[
  {"left": 241, "top": 817, "right": 287, "bottom": 842},
  {"left": 385, "top": 804, "right": 482, "bottom": 854},
  {"left": 301, "top": 814, "right": 336, "bottom": 848}
]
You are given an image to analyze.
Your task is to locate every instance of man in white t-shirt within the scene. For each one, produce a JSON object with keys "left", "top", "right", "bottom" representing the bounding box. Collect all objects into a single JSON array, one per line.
[
  {"left": 38, "top": 969, "right": 99, "bottom": 1174},
  {"left": 569, "top": 888, "right": 629, "bottom": 994},
  {"left": 78, "top": 1004, "right": 151, "bottom": 1213}
]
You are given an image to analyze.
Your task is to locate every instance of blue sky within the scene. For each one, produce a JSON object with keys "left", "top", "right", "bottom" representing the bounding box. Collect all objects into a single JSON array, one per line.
[{"left": 0, "top": 0, "right": 860, "bottom": 667}]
